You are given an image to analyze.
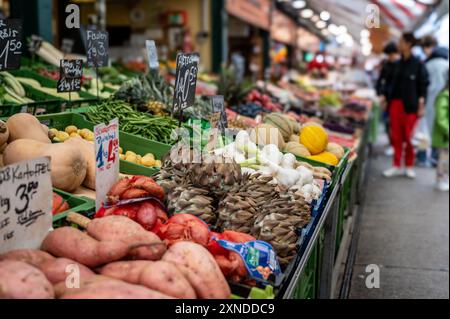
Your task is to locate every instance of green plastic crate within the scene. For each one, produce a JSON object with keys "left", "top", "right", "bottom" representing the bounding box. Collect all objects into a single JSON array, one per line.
[
  {"left": 295, "top": 242, "right": 318, "bottom": 299},
  {"left": 295, "top": 147, "right": 351, "bottom": 191},
  {"left": 36, "top": 113, "right": 171, "bottom": 176},
  {"left": 231, "top": 286, "right": 275, "bottom": 299},
  {"left": 10, "top": 68, "right": 99, "bottom": 100},
  {"left": 52, "top": 188, "right": 95, "bottom": 229}
]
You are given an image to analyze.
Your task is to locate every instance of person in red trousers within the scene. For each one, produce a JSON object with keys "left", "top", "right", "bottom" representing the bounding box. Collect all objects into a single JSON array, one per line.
[{"left": 383, "top": 33, "right": 429, "bottom": 178}]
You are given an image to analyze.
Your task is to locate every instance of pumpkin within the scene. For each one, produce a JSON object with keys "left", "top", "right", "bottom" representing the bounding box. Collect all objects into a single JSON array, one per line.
[
  {"left": 0, "top": 120, "right": 9, "bottom": 146},
  {"left": 264, "top": 113, "right": 293, "bottom": 141},
  {"left": 3, "top": 139, "right": 87, "bottom": 192},
  {"left": 6, "top": 113, "right": 51, "bottom": 144},
  {"left": 308, "top": 152, "right": 339, "bottom": 166},
  {"left": 326, "top": 143, "right": 345, "bottom": 160},
  {"left": 300, "top": 125, "right": 328, "bottom": 155},
  {"left": 65, "top": 137, "right": 96, "bottom": 190},
  {"left": 284, "top": 142, "right": 311, "bottom": 157},
  {"left": 250, "top": 124, "right": 285, "bottom": 149}
]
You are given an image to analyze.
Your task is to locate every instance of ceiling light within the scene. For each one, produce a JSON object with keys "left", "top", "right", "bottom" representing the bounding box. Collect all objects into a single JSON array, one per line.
[
  {"left": 311, "top": 15, "right": 320, "bottom": 22},
  {"left": 316, "top": 21, "right": 327, "bottom": 29},
  {"left": 292, "top": 0, "right": 306, "bottom": 9},
  {"left": 360, "top": 29, "right": 370, "bottom": 38},
  {"left": 300, "top": 9, "right": 314, "bottom": 19},
  {"left": 321, "top": 29, "right": 330, "bottom": 36},
  {"left": 338, "top": 25, "right": 347, "bottom": 34},
  {"left": 320, "top": 11, "right": 330, "bottom": 21}
]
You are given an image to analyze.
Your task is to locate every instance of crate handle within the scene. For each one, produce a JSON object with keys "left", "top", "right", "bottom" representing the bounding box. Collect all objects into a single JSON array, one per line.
[{"left": 67, "top": 212, "right": 91, "bottom": 229}]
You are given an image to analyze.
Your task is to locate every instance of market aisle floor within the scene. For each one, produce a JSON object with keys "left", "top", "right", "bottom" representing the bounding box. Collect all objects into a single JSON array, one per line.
[{"left": 349, "top": 137, "right": 449, "bottom": 299}]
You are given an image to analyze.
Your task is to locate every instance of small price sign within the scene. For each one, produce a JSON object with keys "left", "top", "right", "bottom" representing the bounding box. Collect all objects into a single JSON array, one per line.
[
  {"left": 146, "top": 40, "right": 159, "bottom": 70},
  {"left": 0, "top": 157, "right": 52, "bottom": 254},
  {"left": 211, "top": 95, "right": 227, "bottom": 135},
  {"left": 61, "top": 38, "right": 75, "bottom": 55},
  {"left": 28, "top": 34, "right": 43, "bottom": 55},
  {"left": 173, "top": 52, "right": 199, "bottom": 115},
  {"left": 94, "top": 118, "right": 119, "bottom": 212},
  {"left": 57, "top": 59, "right": 83, "bottom": 93},
  {"left": 0, "top": 19, "right": 23, "bottom": 71},
  {"left": 85, "top": 30, "right": 109, "bottom": 68}
]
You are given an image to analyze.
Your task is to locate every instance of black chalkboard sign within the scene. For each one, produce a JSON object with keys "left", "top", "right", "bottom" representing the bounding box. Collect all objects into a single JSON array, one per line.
[
  {"left": 172, "top": 53, "right": 199, "bottom": 115},
  {"left": 28, "top": 35, "right": 43, "bottom": 55},
  {"left": 57, "top": 59, "right": 83, "bottom": 93},
  {"left": 211, "top": 95, "right": 227, "bottom": 135},
  {"left": 85, "top": 30, "right": 109, "bottom": 68},
  {"left": 0, "top": 19, "right": 23, "bottom": 71}
]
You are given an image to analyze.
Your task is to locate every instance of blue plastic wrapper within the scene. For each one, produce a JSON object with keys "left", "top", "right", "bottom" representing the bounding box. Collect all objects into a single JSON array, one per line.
[{"left": 214, "top": 238, "right": 282, "bottom": 282}]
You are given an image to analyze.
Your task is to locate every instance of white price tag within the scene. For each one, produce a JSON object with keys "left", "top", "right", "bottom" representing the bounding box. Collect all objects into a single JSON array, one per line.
[
  {"left": 146, "top": 40, "right": 159, "bottom": 70},
  {"left": 94, "top": 118, "right": 120, "bottom": 212},
  {"left": 0, "top": 157, "right": 52, "bottom": 254}
]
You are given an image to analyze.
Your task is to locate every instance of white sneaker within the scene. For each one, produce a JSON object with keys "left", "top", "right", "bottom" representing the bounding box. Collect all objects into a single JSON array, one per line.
[
  {"left": 383, "top": 167, "right": 404, "bottom": 178},
  {"left": 435, "top": 181, "right": 450, "bottom": 192},
  {"left": 405, "top": 168, "right": 417, "bottom": 179},
  {"left": 384, "top": 147, "right": 394, "bottom": 157}
]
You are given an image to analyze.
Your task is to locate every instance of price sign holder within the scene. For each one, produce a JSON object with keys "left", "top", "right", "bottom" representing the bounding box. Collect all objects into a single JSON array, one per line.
[
  {"left": 146, "top": 40, "right": 159, "bottom": 73},
  {"left": 211, "top": 95, "right": 227, "bottom": 137},
  {"left": 28, "top": 34, "right": 43, "bottom": 67},
  {"left": 61, "top": 38, "right": 75, "bottom": 56},
  {"left": 85, "top": 30, "right": 109, "bottom": 100},
  {"left": 0, "top": 19, "right": 23, "bottom": 71},
  {"left": 172, "top": 52, "right": 200, "bottom": 128},
  {"left": 57, "top": 59, "right": 83, "bottom": 108},
  {"left": 94, "top": 118, "right": 120, "bottom": 212},
  {"left": 0, "top": 157, "right": 52, "bottom": 253}
]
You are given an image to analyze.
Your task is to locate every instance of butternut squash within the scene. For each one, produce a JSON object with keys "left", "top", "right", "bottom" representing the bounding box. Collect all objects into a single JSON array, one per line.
[
  {"left": 65, "top": 137, "right": 95, "bottom": 190},
  {"left": 6, "top": 114, "right": 51, "bottom": 144},
  {"left": 3, "top": 139, "right": 87, "bottom": 192}
]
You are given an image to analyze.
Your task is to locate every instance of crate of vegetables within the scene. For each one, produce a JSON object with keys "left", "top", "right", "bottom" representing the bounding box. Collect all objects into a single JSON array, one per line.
[
  {"left": 52, "top": 188, "right": 95, "bottom": 228},
  {"left": 36, "top": 112, "right": 171, "bottom": 176}
]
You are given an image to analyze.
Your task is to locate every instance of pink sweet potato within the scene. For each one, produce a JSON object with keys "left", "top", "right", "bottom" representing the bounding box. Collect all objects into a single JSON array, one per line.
[
  {"left": 162, "top": 242, "right": 231, "bottom": 299},
  {"left": 58, "top": 277, "right": 174, "bottom": 299},
  {"left": 0, "top": 260, "right": 54, "bottom": 299},
  {"left": 39, "top": 258, "right": 95, "bottom": 284},
  {"left": 0, "top": 249, "right": 55, "bottom": 268},
  {"left": 41, "top": 227, "right": 148, "bottom": 268},
  {"left": 99, "top": 260, "right": 196, "bottom": 299}
]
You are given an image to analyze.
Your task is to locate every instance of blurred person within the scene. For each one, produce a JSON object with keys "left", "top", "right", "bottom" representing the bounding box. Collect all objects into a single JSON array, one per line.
[
  {"left": 432, "top": 79, "right": 449, "bottom": 191},
  {"left": 376, "top": 42, "right": 400, "bottom": 156},
  {"left": 383, "top": 33, "right": 429, "bottom": 178},
  {"left": 421, "top": 36, "right": 449, "bottom": 167}
]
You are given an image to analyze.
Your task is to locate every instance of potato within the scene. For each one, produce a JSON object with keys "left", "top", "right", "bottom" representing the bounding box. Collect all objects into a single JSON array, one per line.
[
  {"left": 0, "top": 249, "right": 55, "bottom": 268},
  {"left": 60, "top": 280, "right": 174, "bottom": 299},
  {"left": 41, "top": 227, "right": 146, "bottom": 268},
  {"left": 99, "top": 260, "right": 196, "bottom": 299},
  {"left": 65, "top": 125, "right": 78, "bottom": 135},
  {"left": 141, "top": 154, "right": 156, "bottom": 167},
  {"left": 162, "top": 242, "right": 231, "bottom": 299},
  {"left": 39, "top": 258, "right": 95, "bottom": 285},
  {"left": 84, "top": 216, "right": 166, "bottom": 261},
  {"left": 0, "top": 260, "right": 54, "bottom": 299},
  {"left": 125, "top": 153, "right": 138, "bottom": 164}
]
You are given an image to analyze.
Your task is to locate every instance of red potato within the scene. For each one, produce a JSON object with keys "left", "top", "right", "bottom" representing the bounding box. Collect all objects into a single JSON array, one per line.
[
  {"left": 162, "top": 242, "right": 231, "bottom": 299},
  {"left": 39, "top": 258, "right": 95, "bottom": 284},
  {"left": 0, "top": 249, "right": 55, "bottom": 268},
  {"left": 57, "top": 276, "right": 174, "bottom": 299},
  {"left": 99, "top": 260, "right": 196, "bottom": 299},
  {"left": 67, "top": 214, "right": 166, "bottom": 261},
  {"left": 0, "top": 260, "right": 54, "bottom": 299},
  {"left": 41, "top": 227, "right": 151, "bottom": 268}
]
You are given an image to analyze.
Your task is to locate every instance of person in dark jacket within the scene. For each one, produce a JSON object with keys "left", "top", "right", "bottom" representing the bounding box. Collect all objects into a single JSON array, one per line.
[
  {"left": 376, "top": 42, "right": 399, "bottom": 156},
  {"left": 383, "top": 33, "right": 430, "bottom": 179}
]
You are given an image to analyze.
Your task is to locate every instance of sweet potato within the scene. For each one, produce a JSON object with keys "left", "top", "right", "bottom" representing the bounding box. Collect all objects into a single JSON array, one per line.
[
  {"left": 162, "top": 242, "right": 231, "bottom": 299},
  {"left": 0, "top": 249, "right": 55, "bottom": 268},
  {"left": 0, "top": 260, "right": 54, "bottom": 299},
  {"left": 68, "top": 214, "right": 166, "bottom": 261},
  {"left": 53, "top": 275, "right": 115, "bottom": 298},
  {"left": 99, "top": 260, "right": 196, "bottom": 299},
  {"left": 39, "top": 258, "right": 95, "bottom": 284},
  {"left": 41, "top": 227, "right": 150, "bottom": 268},
  {"left": 58, "top": 276, "right": 173, "bottom": 299}
]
